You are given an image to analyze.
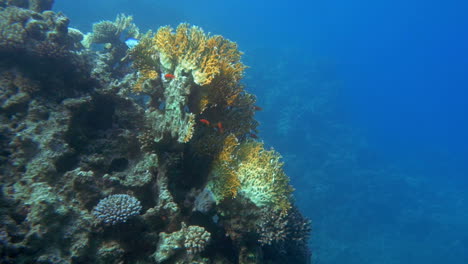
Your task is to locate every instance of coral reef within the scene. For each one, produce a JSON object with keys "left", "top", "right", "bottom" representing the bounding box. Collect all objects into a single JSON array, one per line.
[
  {"left": 0, "top": 1, "right": 311, "bottom": 263},
  {"left": 127, "top": 22, "right": 254, "bottom": 145},
  {"left": 0, "top": 0, "right": 53, "bottom": 13},
  {"left": 0, "top": 5, "right": 72, "bottom": 55}
]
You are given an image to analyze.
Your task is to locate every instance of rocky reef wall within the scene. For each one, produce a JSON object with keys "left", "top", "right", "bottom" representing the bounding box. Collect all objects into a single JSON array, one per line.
[{"left": 0, "top": 2, "right": 311, "bottom": 263}]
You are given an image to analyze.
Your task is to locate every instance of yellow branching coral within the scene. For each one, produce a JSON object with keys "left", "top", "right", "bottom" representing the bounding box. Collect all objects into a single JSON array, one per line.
[
  {"left": 208, "top": 134, "right": 241, "bottom": 199},
  {"left": 134, "top": 69, "right": 158, "bottom": 92},
  {"left": 208, "top": 137, "right": 293, "bottom": 212},
  {"left": 127, "top": 23, "right": 248, "bottom": 144},
  {"left": 235, "top": 141, "right": 293, "bottom": 212},
  {"left": 127, "top": 31, "right": 160, "bottom": 92},
  {"left": 153, "top": 23, "right": 246, "bottom": 86}
]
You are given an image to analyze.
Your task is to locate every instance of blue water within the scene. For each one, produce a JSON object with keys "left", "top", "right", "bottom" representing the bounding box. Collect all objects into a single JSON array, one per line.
[{"left": 56, "top": 0, "right": 468, "bottom": 263}]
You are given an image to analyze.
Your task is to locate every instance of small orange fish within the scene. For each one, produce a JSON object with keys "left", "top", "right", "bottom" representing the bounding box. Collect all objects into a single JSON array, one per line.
[
  {"left": 249, "top": 133, "right": 258, "bottom": 139},
  {"left": 253, "top": 105, "right": 262, "bottom": 111},
  {"left": 165, "top": 73, "right": 175, "bottom": 80},
  {"left": 217, "top": 122, "right": 224, "bottom": 133},
  {"left": 199, "top": 119, "right": 210, "bottom": 126}
]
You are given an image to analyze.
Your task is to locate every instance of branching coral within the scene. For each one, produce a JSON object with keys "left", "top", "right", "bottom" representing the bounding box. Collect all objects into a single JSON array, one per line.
[
  {"left": 153, "top": 23, "right": 245, "bottom": 86},
  {"left": 153, "top": 223, "right": 211, "bottom": 263},
  {"left": 208, "top": 134, "right": 241, "bottom": 199},
  {"left": 256, "top": 208, "right": 289, "bottom": 245},
  {"left": 127, "top": 30, "right": 159, "bottom": 93},
  {"left": 256, "top": 206, "right": 311, "bottom": 246},
  {"left": 92, "top": 194, "right": 142, "bottom": 225},
  {"left": 83, "top": 13, "right": 140, "bottom": 47},
  {"left": 130, "top": 23, "right": 246, "bottom": 109},
  {"left": 208, "top": 138, "right": 293, "bottom": 212},
  {"left": 127, "top": 23, "right": 249, "bottom": 144},
  {"left": 184, "top": 225, "right": 211, "bottom": 255},
  {"left": 236, "top": 141, "right": 293, "bottom": 211}
]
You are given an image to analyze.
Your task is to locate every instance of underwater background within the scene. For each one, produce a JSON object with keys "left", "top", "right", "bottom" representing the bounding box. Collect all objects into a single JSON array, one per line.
[
  {"left": 0, "top": 0, "right": 466, "bottom": 263},
  {"left": 54, "top": 0, "right": 468, "bottom": 263}
]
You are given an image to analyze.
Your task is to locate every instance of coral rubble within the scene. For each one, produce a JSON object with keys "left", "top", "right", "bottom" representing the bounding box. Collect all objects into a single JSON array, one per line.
[{"left": 0, "top": 3, "right": 311, "bottom": 264}]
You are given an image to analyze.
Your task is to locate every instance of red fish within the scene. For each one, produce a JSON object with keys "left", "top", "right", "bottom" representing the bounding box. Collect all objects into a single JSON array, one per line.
[
  {"left": 217, "top": 122, "right": 224, "bottom": 133},
  {"left": 253, "top": 105, "right": 262, "bottom": 111},
  {"left": 249, "top": 133, "right": 258, "bottom": 139},
  {"left": 199, "top": 119, "right": 210, "bottom": 126},
  {"left": 165, "top": 73, "right": 175, "bottom": 80}
]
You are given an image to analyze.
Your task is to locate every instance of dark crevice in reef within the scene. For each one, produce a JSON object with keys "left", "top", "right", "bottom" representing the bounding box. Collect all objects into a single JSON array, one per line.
[
  {"left": 109, "top": 157, "right": 129, "bottom": 173},
  {"left": 54, "top": 152, "right": 79, "bottom": 174},
  {"left": 66, "top": 96, "right": 116, "bottom": 152}
]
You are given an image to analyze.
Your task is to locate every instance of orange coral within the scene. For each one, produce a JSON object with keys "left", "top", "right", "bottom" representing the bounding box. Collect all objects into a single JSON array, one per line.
[
  {"left": 208, "top": 134, "right": 241, "bottom": 199},
  {"left": 152, "top": 23, "right": 245, "bottom": 87},
  {"left": 127, "top": 31, "right": 160, "bottom": 92},
  {"left": 134, "top": 68, "right": 158, "bottom": 92}
]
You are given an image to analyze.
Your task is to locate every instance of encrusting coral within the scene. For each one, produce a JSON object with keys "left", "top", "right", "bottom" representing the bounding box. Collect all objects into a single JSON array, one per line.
[{"left": 0, "top": 2, "right": 311, "bottom": 263}]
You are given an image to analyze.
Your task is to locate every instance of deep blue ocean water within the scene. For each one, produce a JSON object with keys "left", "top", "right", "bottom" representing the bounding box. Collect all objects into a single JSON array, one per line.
[{"left": 55, "top": 0, "right": 468, "bottom": 263}]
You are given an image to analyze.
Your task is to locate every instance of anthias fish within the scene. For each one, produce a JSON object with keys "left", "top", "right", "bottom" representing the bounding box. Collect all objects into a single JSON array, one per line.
[
  {"left": 253, "top": 105, "right": 262, "bottom": 111},
  {"left": 217, "top": 122, "right": 224, "bottom": 133},
  {"left": 164, "top": 73, "right": 175, "bottom": 80},
  {"left": 199, "top": 119, "right": 210, "bottom": 125}
]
